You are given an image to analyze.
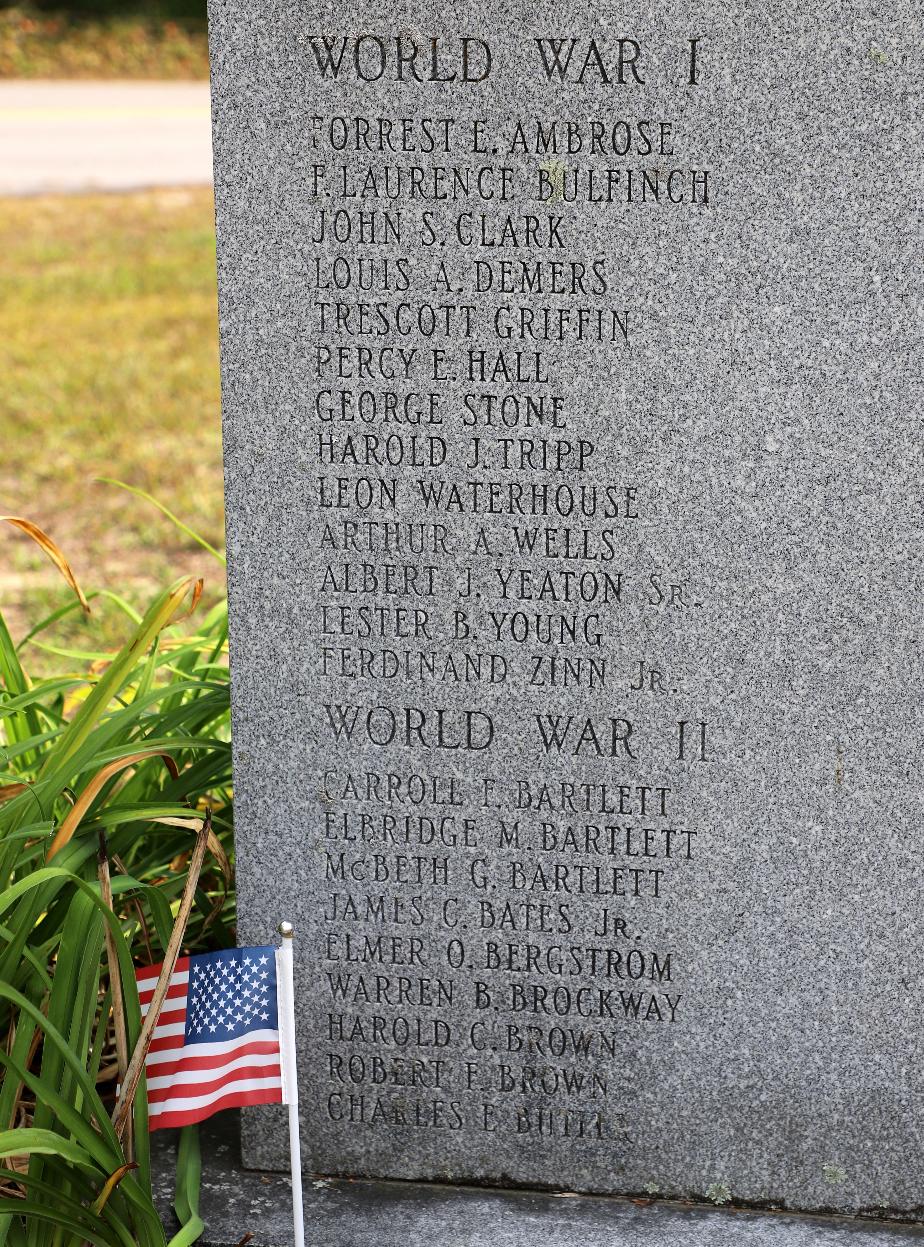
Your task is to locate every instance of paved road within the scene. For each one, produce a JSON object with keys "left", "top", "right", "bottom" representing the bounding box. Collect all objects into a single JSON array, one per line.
[{"left": 0, "top": 81, "right": 212, "bottom": 195}]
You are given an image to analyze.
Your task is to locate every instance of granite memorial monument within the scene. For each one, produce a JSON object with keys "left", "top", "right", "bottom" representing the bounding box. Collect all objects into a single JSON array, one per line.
[{"left": 208, "top": 0, "right": 924, "bottom": 1221}]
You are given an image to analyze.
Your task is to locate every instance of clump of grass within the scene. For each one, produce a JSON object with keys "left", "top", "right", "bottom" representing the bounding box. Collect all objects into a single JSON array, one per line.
[
  {"left": 0, "top": 6, "right": 209, "bottom": 78},
  {"left": 0, "top": 189, "right": 223, "bottom": 651},
  {"left": 0, "top": 517, "right": 232, "bottom": 1241}
]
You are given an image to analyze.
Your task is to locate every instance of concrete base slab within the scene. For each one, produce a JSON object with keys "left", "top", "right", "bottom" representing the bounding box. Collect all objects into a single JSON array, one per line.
[{"left": 152, "top": 1115, "right": 924, "bottom": 1247}]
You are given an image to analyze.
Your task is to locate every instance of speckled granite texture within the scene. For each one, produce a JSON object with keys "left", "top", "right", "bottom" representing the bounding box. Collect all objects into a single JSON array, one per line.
[
  {"left": 208, "top": 0, "right": 924, "bottom": 1217},
  {"left": 154, "top": 1117, "right": 924, "bottom": 1246}
]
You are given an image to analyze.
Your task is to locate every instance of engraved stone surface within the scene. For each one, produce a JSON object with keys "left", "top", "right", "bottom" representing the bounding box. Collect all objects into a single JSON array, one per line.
[
  {"left": 208, "top": 0, "right": 924, "bottom": 1215},
  {"left": 152, "top": 1117, "right": 924, "bottom": 1246}
]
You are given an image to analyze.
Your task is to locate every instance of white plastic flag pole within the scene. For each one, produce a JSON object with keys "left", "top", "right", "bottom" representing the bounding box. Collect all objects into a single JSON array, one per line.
[{"left": 277, "top": 922, "right": 305, "bottom": 1247}]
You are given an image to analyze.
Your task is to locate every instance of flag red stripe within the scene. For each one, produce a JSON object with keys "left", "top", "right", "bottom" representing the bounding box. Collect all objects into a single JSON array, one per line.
[
  {"left": 136, "top": 956, "right": 189, "bottom": 984},
  {"left": 146, "top": 1039, "right": 280, "bottom": 1075},
  {"left": 148, "top": 1078, "right": 282, "bottom": 1117},
  {"left": 151, "top": 1006, "right": 187, "bottom": 1029},
  {"left": 146, "top": 1061, "right": 281, "bottom": 1104},
  {"left": 146, "top": 1029, "right": 278, "bottom": 1065},
  {"left": 148, "top": 1084, "right": 282, "bottom": 1131},
  {"left": 139, "top": 980, "right": 188, "bottom": 1007},
  {"left": 148, "top": 1030, "right": 188, "bottom": 1055}
]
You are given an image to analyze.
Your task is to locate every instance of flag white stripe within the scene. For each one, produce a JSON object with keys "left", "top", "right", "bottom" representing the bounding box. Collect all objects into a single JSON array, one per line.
[
  {"left": 145, "top": 1028, "right": 280, "bottom": 1066},
  {"left": 146, "top": 1050, "right": 281, "bottom": 1091},
  {"left": 151, "top": 1005, "right": 186, "bottom": 1025},
  {"left": 147, "top": 1073, "right": 282, "bottom": 1115},
  {"left": 138, "top": 969, "right": 189, "bottom": 995},
  {"left": 140, "top": 990, "right": 188, "bottom": 1017},
  {"left": 148, "top": 1020, "right": 187, "bottom": 1040},
  {"left": 138, "top": 968, "right": 188, "bottom": 986}
]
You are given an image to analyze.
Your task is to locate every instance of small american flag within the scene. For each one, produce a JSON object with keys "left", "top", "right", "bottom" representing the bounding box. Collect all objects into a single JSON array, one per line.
[{"left": 137, "top": 945, "right": 286, "bottom": 1130}]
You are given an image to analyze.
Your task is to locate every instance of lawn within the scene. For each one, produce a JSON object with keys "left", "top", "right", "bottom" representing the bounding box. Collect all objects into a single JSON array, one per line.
[
  {"left": 0, "top": 5, "right": 209, "bottom": 78},
  {"left": 0, "top": 187, "right": 225, "bottom": 652}
]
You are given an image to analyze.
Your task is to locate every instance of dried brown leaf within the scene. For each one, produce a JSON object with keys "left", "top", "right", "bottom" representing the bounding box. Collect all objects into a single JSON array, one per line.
[
  {"left": 91, "top": 1161, "right": 139, "bottom": 1214},
  {"left": 1, "top": 516, "right": 90, "bottom": 614},
  {"left": 46, "top": 749, "right": 180, "bottom": 861}
]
